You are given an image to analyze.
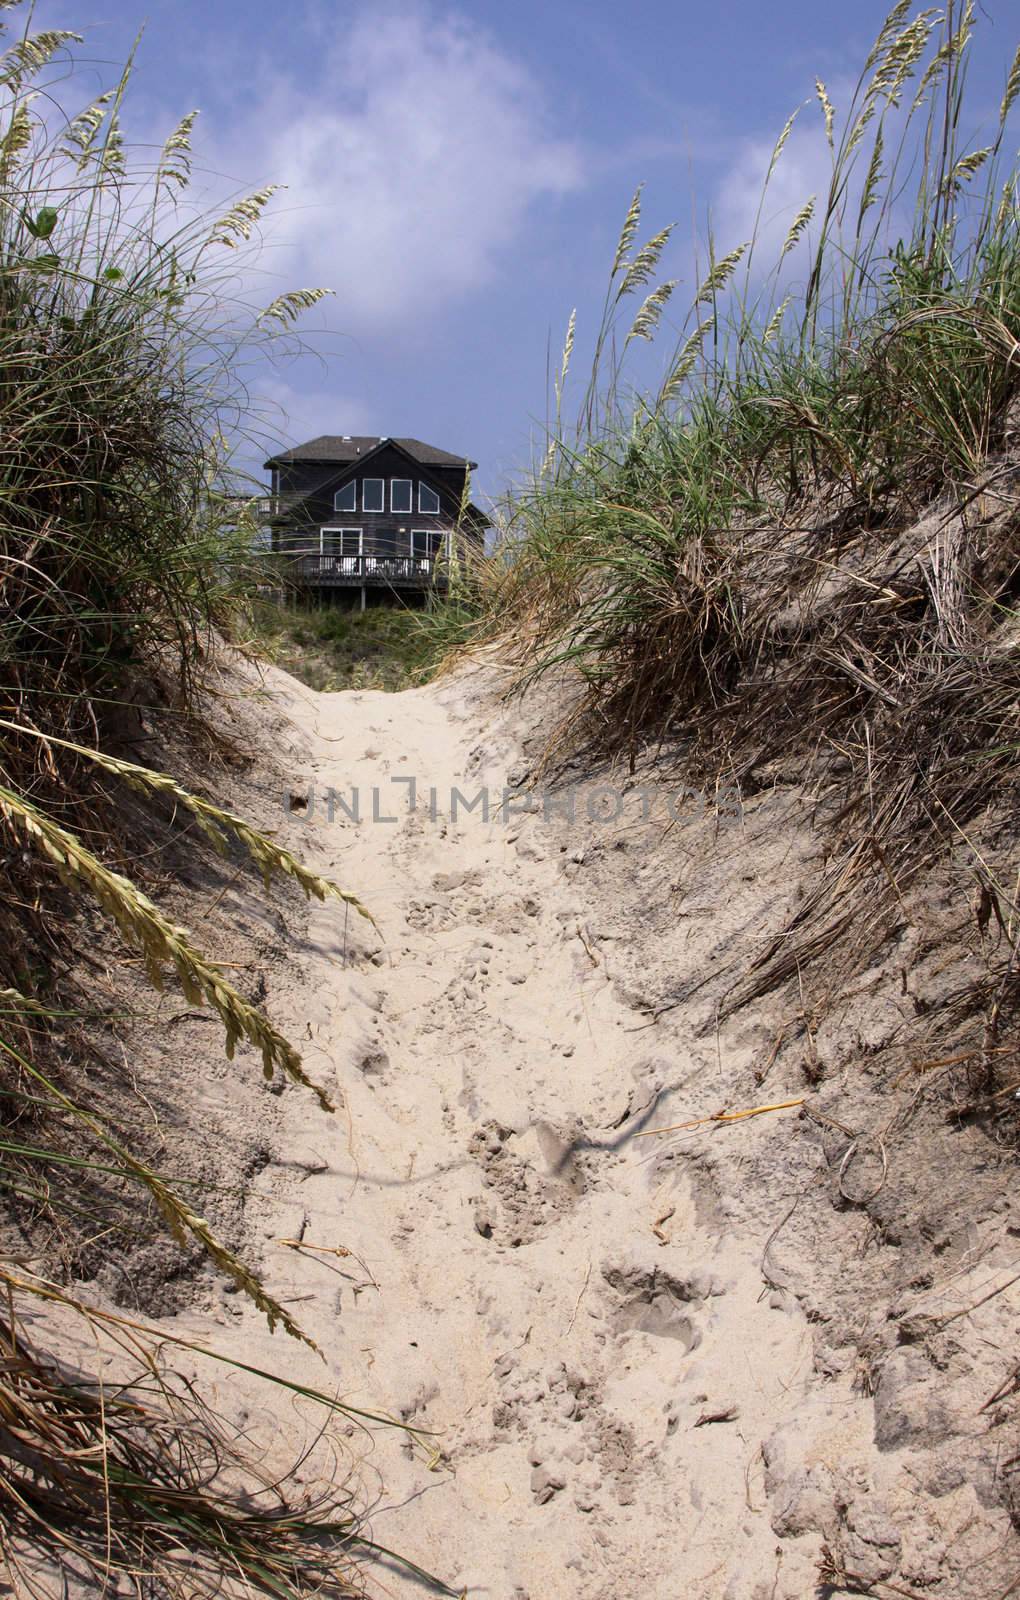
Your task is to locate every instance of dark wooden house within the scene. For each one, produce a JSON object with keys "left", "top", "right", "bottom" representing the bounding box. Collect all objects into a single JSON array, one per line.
[{"left": 259, "top": 435, "right": 488, "bottom": 606}]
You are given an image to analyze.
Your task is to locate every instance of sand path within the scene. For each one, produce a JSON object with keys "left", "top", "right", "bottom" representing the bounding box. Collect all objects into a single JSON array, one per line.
[{"left": 191, "top": 667, "right": 837, "bottom": 1600}]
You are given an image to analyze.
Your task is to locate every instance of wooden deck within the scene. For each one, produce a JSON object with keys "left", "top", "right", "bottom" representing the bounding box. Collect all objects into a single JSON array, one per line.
[{"left": 283, "top": 553, "right": 448, "bottom": 590}]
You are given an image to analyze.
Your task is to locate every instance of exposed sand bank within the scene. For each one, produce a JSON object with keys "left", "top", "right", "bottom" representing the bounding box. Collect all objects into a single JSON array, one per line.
[{"left": 167, "top": 658, "right": 1019, "bottom": 1600}]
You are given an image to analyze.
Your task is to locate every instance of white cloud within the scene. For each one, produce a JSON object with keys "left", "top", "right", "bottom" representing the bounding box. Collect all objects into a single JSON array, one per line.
[
  {"left": 713, "top": 116, "right": 834, "bottom": 274},
  {"left": 237, "top": 371, "right": 379, "bottom": 474},
  {"left": 207, "top": 3, "right": 582, "bottom": 331},
  {"left": 710, "top": 75, "right": 919, "bottom": 289}
]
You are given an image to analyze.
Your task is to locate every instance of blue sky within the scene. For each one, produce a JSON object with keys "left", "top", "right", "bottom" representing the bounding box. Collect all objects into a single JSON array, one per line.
[{"left": 30, "top": 0, "right": 1020, "bottom": 503}]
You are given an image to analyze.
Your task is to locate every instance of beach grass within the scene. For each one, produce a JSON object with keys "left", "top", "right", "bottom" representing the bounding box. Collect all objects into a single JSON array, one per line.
[
  {"left": 0, "top": 7, "right": 427, "bottom": 1594},
  {"left": 432, "top": 0, "right": 1020, "bottom": 1058}
]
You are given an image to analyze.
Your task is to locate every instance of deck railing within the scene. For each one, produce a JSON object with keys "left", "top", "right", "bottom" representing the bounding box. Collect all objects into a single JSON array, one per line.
[{"left": 282, "top": 553, "right": 447, "bottom": 588}]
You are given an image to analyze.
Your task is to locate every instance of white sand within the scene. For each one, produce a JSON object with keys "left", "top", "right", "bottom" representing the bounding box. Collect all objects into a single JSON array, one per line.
[{"left": 181, "top": 661, "right": 1019, "bottom": 1600}]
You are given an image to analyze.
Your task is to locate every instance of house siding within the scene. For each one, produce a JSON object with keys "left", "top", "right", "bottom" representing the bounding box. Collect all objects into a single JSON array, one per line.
[{"left": 270, "top": 442, "right": 484, "bottom": 564}]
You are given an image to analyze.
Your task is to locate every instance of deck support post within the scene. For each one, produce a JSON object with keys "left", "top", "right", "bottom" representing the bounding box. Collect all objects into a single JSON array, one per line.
[{"left": 360, "top": 585, "right": 366, "bottom": 613}]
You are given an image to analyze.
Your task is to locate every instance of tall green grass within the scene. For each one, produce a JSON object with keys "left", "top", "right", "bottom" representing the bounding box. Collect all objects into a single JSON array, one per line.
[
  {"left": 0, "top": 39, "right": 327, "bottom": 760},
  {"left": 0, "top": 9, "right": 433, "bottom": 1595},
  {"left": 482, "top": 2, "right": 1020, "bottom": 656},
  {"left": 443, "top": 3, "right": 1020, "bottom": 1052},
  {"left": 245, "top": 595, "right": 441, "bottom": 691}
]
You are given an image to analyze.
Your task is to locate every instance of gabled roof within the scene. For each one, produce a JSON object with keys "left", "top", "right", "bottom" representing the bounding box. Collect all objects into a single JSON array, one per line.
[
  {"left": 264, "top": 435, "right": 477, "bottom": 470},
  {"left": 266, "top": 439, "right": 490, "bottom": 528}
]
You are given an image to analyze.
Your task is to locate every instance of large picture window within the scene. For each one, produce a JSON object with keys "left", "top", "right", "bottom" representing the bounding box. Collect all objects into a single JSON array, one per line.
[
  {"left": 411, "top": 529, "right": 443, "bottom": 563},
  {"left": 390, "top": 478, "right": 413, "bottom": 513},
  {"left": 333, "top": 481, "right": 357, "bottom": 513},
  {"left": 362, "top": 478, "right": 384, "bottom": 513},
  {"left": 418, "top": 482, "right": 440, "bottom": 515},
  {"left": 321, "top": 528, "right": 362, "bottom": 571}
]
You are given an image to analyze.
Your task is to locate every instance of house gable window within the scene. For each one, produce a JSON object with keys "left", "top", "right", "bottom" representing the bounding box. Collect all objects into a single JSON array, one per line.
[
  {"left": 418, "top": 482, "right": 440, "bottom": 515},
  {"left": 390, "top": 478, "right": 413, "bottom": 514},
  {"left": 362, "top": 477, "right": 384, "bottom": 513},
  {"left": 333, "top": 481, "right": 357, "bottom": 513}
]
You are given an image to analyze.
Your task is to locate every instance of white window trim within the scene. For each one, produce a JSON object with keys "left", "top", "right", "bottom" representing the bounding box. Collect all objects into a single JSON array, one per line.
[
  {"left": 410, "top": 528, "right": 445, "bottom": 563},
  {"left": 321, "top": 526, "right": 363, "bottom": 561},
  {"left": 390, "top": 477, "right": 413, "bottom": 514},
  {"left": 333, "top": 482, "right": 357, "bottom": 514},
  {"left": 362, "top": 477, "right": 385, "bottom": 514},
  {"left": 417, "top": 481, "right": 440, "bottom": 515}
]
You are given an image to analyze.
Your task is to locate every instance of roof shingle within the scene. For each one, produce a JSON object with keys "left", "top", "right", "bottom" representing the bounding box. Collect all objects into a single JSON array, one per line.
[{"left": 264, "top": 435, "right": 476, "bottom": 469}]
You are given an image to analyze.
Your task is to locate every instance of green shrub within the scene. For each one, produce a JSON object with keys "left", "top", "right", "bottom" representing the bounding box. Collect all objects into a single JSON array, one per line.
[{"left": 245, "top": 596, "right": 439, "bottom": 690}]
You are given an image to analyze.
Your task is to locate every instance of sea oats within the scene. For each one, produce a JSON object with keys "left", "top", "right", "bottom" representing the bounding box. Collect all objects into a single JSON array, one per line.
[
  {"left": 762, "top": 293, "right": 792, "bottom": 344},
  {"left": 881, "top": 15, "right": 935, "bottom": 107},
  {"left": 556, "top": 305, "right": 577, "bottom": 411},
  {"left": 99, "top": 111, "right": 125, "bottom": 176},
  {"left": 767, "top": 107, "right": 800, "bottom": 186},
  {"left": 209, "top": 184, "right": 282, "bottom": 246},
  {"left": 657, "top": 315, "right": 714, "bottom": 406},
  {"left": 781, "top": 197, "right": 815, "bottom": 260},
  {"left": 816, "top": 79, "right": 835, "bottom": 148},
  {"left": 0, "top": 781, "right": 339, "bottom": 1112},
  {"left": 0, "top": 28, "right": 80, "bottom": 84},
  {"left": 858, "top": 125, "right": 885, "bottom": 222},
  {"left": 864, "top": 0, "right": 913, "bottom": 73},
  {"left": 59, "top": 89, "right": 113, "bottom": 166},
  {"left": 0, "top": 97, "right": 33, "bottom": 178},
  {"left": 995, "top": 176, "right": 1016, "bottom": 233},
  {"left": 845, "top": 100, "right": 877, "bottom": 162},
  {"left": 695, "top": 241, "right": 749, "bottom": 305},
  {"left": 612, "top": 183, "right": 644, "bottom": 277},
  {"left": 618, "top": 224, "right": 674, "bottom": 298},
  {"left": 1000, "top": 43, "right": 1020, "bottom": 127},
  {"left": 258, "top": 287, "right": 335, "bottom": 326},
  {"left": 627, "top": 280, "right": 677, "bottom": 344},
  {"left": 0, "top": 720, "right": 375, "bottom": 928},
  {"left": 949, "top": 145, "right": 993, "bottom": 190},
  {"left": 157, "top": 109, "right": 199, "bottom": 190}
]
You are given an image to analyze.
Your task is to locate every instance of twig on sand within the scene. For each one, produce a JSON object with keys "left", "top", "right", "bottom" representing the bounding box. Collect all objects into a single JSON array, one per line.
[
  {"left": 576, "top": 921, "right": 600, "bottom": 966},
  {"left": 819, "top": 1547, "right": 951, "bottom": 1599},
  {"left": 837, "top": 1133, "right": 889, "bottom": 1205},
  {"left": 693, "top": 1406, "right": 739, "bottom": 1427},
  {"left": 755, "top": 1023, "right": 787, "bottom": 1085},
  {"left": 933, "top": 1267, "right": 1020, "bottom": 1330},
  {"left": 982, "top": 1360, "right": 1020, "bottom": 1413},
  {"left": 652, "top": 1205, "right": 675, "bottom": 1245},
  {"left": 761, "top": 1173, "right": 825, "bottom": 1294},
  {"left": 278, "top": 1237, "right": 379, "bottom": 1289},
  {"left": 565, "top": 1260, "right": 592, "bottom": 1335},
  {"left": 744, "top": 1444, "right": 764, "bottom": 1512},
  {"left": 635, "top": 1097, "right": 805, "bottom": 1139}
]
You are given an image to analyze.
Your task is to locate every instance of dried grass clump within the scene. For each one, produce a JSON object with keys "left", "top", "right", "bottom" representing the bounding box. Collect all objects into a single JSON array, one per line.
[
  {"left": 441, "top": 3, "right": 1020, "bottom": 1077},
  {"left": 0, "top": 1273, "right": 371, "bottom": 1600},
  {"left": 0, "top": 7, "right": 421, "bottom": 1594}
]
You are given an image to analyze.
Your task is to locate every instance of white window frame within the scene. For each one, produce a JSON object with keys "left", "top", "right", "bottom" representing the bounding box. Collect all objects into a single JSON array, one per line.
[
  {"left": 362, "top": 477, "right": 385, "bottom": 513},
  {"left": 417, "top": 481, "right": 440, "bottom": 515},
  {"left": 333, "top": 481, "right": 357, "bottom": 514},
  {"left": 321, "top": 526, "right": 362, "bottom": 571},
  {"left": 390, "top": 477, "right": 413, "bottom": 514},
  {"left": 410, "top": 528, "right": 444, "bottom": 565}
]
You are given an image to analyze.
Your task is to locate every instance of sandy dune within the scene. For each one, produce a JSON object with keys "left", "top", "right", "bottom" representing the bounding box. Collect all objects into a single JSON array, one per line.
[{"left": 181, "top": 661, "right": 1018, "bottom": 1600}]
